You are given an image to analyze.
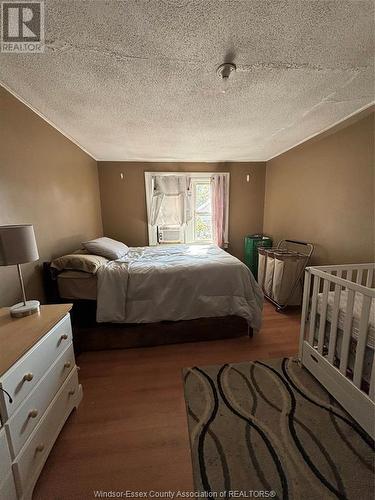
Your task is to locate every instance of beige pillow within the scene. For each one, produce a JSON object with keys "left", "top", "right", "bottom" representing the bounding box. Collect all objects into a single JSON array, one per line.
[
  {"left": 82, "top": 237, "right": 129, "bottom": 260},
  {"left": 51, "top": 253, "right": 108, "bottom": 274}
]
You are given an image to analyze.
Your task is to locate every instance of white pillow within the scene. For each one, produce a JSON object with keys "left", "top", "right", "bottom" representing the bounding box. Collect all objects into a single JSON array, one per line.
[{"left": 82, "top": 237, "right": 129, "bottom": 260}]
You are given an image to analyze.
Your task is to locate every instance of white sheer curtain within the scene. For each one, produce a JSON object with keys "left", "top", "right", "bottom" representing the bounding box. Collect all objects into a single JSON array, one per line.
[
  {"left": 150, "top": 175, "right": 192, "bottom": 226},
  {"left": 211, "top": 174, "right": 229, "bottom": 248}
]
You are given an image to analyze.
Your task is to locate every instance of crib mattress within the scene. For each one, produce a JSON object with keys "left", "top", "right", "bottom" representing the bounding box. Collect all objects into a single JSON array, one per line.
[
  {"left": 316, "top": 290, "right": 375, "bottom": 349},
  {"left": 314, "top": 320, "right": 374, "bottom": 384},
  {"left": 57, "top": 270, "right": 97, "bottom": 300},
  {"left": 315, "top": 290, "right": 374, "bottom": 383}
]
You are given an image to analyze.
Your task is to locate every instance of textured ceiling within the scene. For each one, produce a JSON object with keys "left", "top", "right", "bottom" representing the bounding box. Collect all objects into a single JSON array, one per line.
[{"left": 0, "top": 0, "right": 374, "bottom": 161}]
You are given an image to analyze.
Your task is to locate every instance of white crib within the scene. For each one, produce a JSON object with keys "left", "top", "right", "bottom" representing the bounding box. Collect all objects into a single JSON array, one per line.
[{"left": 299, "top": 263, "right": 375, "bottom": 439}]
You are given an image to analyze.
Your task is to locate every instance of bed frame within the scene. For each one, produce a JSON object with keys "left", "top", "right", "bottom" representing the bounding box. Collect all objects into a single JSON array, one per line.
[
  {"left": 43, "top": 263, "right": 251, "bottom": 352},
  {"left": 299, "top": 263, "right": 375, "bottom": 439}
]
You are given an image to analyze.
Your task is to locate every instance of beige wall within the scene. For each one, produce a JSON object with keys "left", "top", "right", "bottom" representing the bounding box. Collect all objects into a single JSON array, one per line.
[
  {"left": 98, "top": 162, "right": 266, "bottom": 260},
  {"left": 0, "top": 86, "right": 103, "bottom": 307},
  {"left": 263, "top": 112, "right": 374, "bottom": 265}
]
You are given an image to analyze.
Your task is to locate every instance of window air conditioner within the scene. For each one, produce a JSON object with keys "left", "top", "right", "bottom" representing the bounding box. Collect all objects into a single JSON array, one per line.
[{"left": 157, "top": 225, "right": 182, "bottom": 244}]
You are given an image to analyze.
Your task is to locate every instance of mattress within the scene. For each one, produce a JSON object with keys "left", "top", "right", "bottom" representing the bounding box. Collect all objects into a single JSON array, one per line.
[
  {"left": 57, "top": 271, "right": 97, "bottom": 301},
  {"left": 316, "top": 290, "right": 375, "bottom": 348},
  {"left": 315, "top": 290, "right": 374, "bottom": 383}
]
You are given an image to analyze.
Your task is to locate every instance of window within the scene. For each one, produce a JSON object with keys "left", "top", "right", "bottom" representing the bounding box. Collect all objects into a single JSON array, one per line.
[
  {"left": 145, "top": 172, "right": 229, "bottom": 246},
  {"left": 191, "top": 180, "right": 213, "bottom": 243}
]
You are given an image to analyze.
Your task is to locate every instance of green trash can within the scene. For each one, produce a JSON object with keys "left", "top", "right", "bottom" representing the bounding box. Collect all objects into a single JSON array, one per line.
[{"left": 244, "top": 234, "right": 273, "bottom": 279}]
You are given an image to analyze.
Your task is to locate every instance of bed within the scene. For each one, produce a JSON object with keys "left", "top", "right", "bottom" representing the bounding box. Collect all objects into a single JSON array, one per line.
[
  {"left": 299, "top": 263, "right": 375, "bottom": 439},
  {"left": 45, "top": 244, "right": 263, "bottom": 351}
]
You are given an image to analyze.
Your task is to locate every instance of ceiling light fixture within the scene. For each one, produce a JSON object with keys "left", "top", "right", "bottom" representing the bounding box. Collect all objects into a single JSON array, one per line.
[{"left": 216, "top": 62, "right": 236, "bottom": 94}]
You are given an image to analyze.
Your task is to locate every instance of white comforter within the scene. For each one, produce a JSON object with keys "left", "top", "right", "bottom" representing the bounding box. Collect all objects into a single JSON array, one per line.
[{"left": 96, "top": 244, "right": 263, "bottom": 329}]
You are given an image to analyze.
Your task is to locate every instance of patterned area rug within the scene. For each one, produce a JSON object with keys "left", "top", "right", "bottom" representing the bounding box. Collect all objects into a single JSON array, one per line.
[{"left": 183, "top": 357, "right": 374, "bottom": 499}]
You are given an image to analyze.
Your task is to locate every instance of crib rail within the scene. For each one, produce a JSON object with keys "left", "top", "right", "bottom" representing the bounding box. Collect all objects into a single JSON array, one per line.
[
  {"left": 311, "top": 263, "right": 374, "bottom": 287},
  {"left": 299, "top": 263, "right": 375, "bottom": 438}
]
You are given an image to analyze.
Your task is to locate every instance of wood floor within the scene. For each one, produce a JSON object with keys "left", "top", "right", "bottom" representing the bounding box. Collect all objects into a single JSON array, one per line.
[{"left": 33, "top": 302, "right": 301, "bottom": 499}]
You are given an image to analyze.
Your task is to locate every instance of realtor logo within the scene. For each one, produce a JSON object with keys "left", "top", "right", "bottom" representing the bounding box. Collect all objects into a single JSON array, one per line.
[{"left": 1, "top": 1, "right": 44, "bottom": 53}]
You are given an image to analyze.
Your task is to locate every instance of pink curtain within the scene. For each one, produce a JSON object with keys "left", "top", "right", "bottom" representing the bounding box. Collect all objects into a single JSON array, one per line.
[{"left": 211, "top": 174, "right": 229, "bottom": 248}]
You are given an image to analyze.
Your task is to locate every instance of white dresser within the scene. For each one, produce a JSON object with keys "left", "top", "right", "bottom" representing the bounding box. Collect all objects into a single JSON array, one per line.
[
  {"left": 0, "top": 304, "right": 82, "bottom": 500},
  {"left": 0, "top": 425, "right": 17, "bottom": 499}
]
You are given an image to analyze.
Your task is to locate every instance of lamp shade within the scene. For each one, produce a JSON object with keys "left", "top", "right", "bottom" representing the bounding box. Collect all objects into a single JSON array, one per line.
[{"left": 0, "top": 225, "right": 39, "bottom": 266}]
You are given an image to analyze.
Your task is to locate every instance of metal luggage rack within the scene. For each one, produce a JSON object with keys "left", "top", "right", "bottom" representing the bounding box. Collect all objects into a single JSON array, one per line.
[{"left": 262, "top": 239, "right": 314, "bottom": 312}]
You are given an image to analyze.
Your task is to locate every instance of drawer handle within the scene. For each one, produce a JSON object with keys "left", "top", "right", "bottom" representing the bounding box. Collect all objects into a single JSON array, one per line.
[
  {"left": 23, "top": 373, "right": 34, "bottom": 382},
  {"left": 60, "top": 334, "right": 68, "bottom": 341},
  {"left": 28, "top": 409, "right": 39, "bottom": 419},
  {"left": 68, "top": 389, "right": 76, "bottom": 396},
  {"left": 35, "top": 444, "right": 44, "bottom": 453},
  {"left": 64, "top": 361, "right": 71, "bottom": 369}
]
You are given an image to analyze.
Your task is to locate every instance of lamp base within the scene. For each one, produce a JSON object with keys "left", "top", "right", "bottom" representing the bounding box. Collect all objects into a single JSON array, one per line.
[{"left": 10, "top": 300, "right": 40, "bottom": 318}]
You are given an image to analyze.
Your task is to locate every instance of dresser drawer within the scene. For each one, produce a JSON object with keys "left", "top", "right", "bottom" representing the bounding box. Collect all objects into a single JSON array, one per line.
[
  {"left": 6, "top": 344, "right": 75, "bottom": 458},
  {"left": 0, "top": 427, "right": 12, "bottom": 481},
  {"left": 13, "top": 368, "right": 80, "bottom": 493},
  {"left": 0, "top": 314, "right": 72, "bottom": 419},
  {"left": 0, "top": 471, "right": 17, "bottom": 500}
]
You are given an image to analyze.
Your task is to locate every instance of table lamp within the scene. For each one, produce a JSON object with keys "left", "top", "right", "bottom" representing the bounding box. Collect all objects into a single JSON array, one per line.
[{"left": 0, "top": 224, "right": 40, "bottom": 318}]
